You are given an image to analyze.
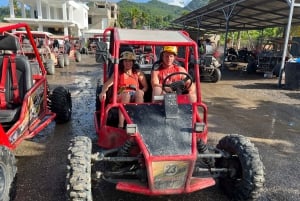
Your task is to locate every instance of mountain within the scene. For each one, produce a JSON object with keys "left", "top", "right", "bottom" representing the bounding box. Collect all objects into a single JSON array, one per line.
[
  {"left": 185, "top": 0, "right": 210, "bottom": 11},
  {"left": 117, "top": 0, "right": 189, "bottom": 29}
]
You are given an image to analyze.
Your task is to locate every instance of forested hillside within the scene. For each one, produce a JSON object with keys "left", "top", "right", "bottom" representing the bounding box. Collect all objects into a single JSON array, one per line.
[
  {"left": 185, "top": 0, "right": 210, "bottom": 11},
  {"left": 117, "top": 0, "right": 188, "bottom": 29},
  {"left": 116, "top": 0, "right": 213, "bottom": 29}
]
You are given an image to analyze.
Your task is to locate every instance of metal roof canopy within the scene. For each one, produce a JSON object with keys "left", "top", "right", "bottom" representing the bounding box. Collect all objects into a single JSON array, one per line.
[
  {"left": 173, "top": 0, "right": 300, "bottom": 33},
  {"left": 173, "top": 0, "right": 300, "bottom": 87}
]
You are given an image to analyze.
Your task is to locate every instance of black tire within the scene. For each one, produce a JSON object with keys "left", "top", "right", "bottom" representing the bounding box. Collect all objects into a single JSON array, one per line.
[
  {"left": 46, "top": 59, "right": 55, "bottom": 75},
  {"left": 211, "top": 68, "right": 221, "bottom": 83},
  {"left": 58, "top": 55, "right": 65, "bottom": 68},
  {"left": 272, "top": 63, "right": 281, "bottom": 77},
  {"left": 64, "top": 54, "right": 70, "bottom": 66},
  {"left": 49, "top": 86, "right": 72, "bottom": 123},
  {"left": 30, "top": 62, "right": 42, "bottom": 75},
  {"left": 215, "top": 134, "right": 265, "bottom": 201},
  {"left": 0, "top": 146, "right": 17, "bottom": 201},
  {"left": 66, "top": 136, "right": 92, "bottom": 201},
  {"left": 75, "top": 51, "right": 81, "bottom": 62},
  {"left": 95, "top": 84, "right": 102, "bottom": 111},
  {"left": 246, "top": 62, "right": 257, "bottom": 74}
]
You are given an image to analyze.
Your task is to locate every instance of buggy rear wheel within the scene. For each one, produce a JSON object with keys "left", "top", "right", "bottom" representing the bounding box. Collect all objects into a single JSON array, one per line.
[
  {"left": 215, "top": 134, "right": 265, "bottom": 201},
  {"left": 0, "top": 146, "right": 17, "bottom": 201},
  {"left": 58, "top": 55, "right": 65, "bottom": 68},
  {"left": 75, "top": 51, "right": 81, "bottom": 62},
  {"left": 46, "top": 59, "right": 55, "bottom": 75},
  {"left": 211, "top": 68, "right": 221, "bottom": 83},
  {"left": 246, "top": 62, "right": 257, "bottom": 74},
  {"left": 66, "top": 136, "right": 92, "bottom": 201},
  {"left": 49, "top": 86, "right": 72, "bottom": 123},
  {"left": 64, "top": 54, "right": 70, "bottom": 66},
  {"left": 95, "top": 84, "right": 102, "bottom": 111},
  {"left": 273, "top": 63, "right": 281, "bottom": 77}
]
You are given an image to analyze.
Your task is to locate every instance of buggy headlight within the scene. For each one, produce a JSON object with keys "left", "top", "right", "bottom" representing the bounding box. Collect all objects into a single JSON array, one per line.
[
  {"left": 126, "top": 124, "right": 138, "bottom": 135},
  {"left": 194, "top": 122, "right": 205, "bottom": 132}
]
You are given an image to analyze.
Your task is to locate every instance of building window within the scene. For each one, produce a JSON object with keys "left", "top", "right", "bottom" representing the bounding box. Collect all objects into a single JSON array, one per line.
[{"left": 88, "top": 17, "right": 92, "bottom": 24}]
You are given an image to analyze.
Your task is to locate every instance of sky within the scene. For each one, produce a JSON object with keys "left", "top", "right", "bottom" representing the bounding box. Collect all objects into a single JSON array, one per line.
[
  {"left": 0, "top": 0, "right": 9, "bottom": 7},
  {"left": 0, "top": 0, "right": 192, "bottom": 8}
]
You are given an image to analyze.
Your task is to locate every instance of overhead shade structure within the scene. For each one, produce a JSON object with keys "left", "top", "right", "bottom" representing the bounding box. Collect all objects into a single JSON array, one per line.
[{"left": 172, "top": 0, "right": 300, "bottom": 33}]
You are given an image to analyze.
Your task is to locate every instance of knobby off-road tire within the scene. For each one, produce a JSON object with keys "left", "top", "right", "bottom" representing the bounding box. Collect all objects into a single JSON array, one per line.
[
  {"left": 66, "top": 136, "right": 92, "bottom": 201},
  {"left": 272, "top": 63, "right": 281, "bottom": 77},
  {"left": 64, "top": 54, "right": 70, "bottom": 66},
  {"left": 46, "top": 59, "right": 55, "bottom": 75},
  {"left": 95, "top": 83, "right": 102, "bottom": 111},
  {"left": 75, "top": 51, "right": 81, "bottom": 62},
  {"left": 211, "top": 68, "right": 221, "bottom": 83},
  {"left": 216, "top": 134, "right": 265, "bottom": 201},
  {"left": 58, "top": 55, "right": 65, "bottom": 68},
  {"left": 246, "top": 62, "right": 257, "bottom": 74},
  {"left": 49, "top": 86, "right": 72, "bottom": 123},
  {"left": 0, "top": 146, "right": 17, "bottom": 201}
]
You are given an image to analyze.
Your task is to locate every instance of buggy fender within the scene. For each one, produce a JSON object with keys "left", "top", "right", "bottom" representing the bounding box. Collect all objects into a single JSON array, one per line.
[{"left": 0, "top": 124, "right": 10, "bottom": 147}]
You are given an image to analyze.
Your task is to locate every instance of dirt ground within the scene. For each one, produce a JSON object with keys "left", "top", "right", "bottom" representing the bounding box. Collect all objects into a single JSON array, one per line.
[{"left": 11, "top": 54, "right": 300, "bottom": 201}]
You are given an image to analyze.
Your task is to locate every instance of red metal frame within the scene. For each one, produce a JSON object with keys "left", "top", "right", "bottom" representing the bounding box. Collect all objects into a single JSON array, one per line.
[
  {"left": 94, "top": 27, "right": 212, "bottom": 195},
  {"left": 0, "top": 23, "right": 56, "bottom": 150}
]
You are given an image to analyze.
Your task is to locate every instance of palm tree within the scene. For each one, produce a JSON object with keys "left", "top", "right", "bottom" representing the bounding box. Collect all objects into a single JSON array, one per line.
[{"left": 129, "top": 7, "right": 140, "bottom": 29}]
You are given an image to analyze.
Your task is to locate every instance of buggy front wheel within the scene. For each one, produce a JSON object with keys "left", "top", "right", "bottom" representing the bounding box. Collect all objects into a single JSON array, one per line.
[
  {"left": 215, "top": 134, "right": 265, "bottom": 201},
  {"left": 0, "top": 146, "right": 17, "bottom": 201},
  {"left": 66, "top": 136, "right": 92, "bottom": 201}
]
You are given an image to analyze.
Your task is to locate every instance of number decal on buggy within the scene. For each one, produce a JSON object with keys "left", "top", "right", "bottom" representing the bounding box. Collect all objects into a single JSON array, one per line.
[{"left": 164, "top": 164, "right": 178, "bottom": 176}]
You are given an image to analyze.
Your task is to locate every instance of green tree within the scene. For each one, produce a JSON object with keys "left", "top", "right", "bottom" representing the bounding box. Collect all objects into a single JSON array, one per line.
[
  {"left": 129, "top": 7, "right": 141, "bottom": 29},
  {"left": 0, "top": 6, "right": 10, "bottom": 21},
  {"left": 0, "top": 1, "right": 22, "bottom": 22}
]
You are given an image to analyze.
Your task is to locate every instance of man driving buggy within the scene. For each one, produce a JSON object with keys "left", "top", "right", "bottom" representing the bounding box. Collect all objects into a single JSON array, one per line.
[{"left": 151, "top": 46, "right": 196, "bottom": 102}]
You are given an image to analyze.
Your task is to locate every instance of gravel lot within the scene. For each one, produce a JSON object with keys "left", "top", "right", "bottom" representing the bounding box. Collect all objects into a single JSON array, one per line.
[{"left": 11, "top": 54, "right": 300, "bottom": 201}]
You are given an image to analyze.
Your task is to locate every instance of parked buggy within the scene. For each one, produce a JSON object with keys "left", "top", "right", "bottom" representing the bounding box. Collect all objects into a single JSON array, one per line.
[
  {"left": 66, "top": 28, "right": 265, "bottom": 201},
  {"left": 0, "top": 23, "right": 72, "bottom": 201}
]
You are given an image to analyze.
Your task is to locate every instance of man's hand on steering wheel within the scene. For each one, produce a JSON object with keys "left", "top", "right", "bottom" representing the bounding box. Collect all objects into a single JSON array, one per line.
[{"left": 162, "top": 72, "right": 193, "bottom": 94}]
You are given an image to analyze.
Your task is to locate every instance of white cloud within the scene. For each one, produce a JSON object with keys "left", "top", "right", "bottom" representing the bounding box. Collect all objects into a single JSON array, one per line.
[
  {"left": 110, "top": 0, "right": 192, "bottom": 7},
  {"left": 158, "top": 0, "right": 192, "bottom": 7}
]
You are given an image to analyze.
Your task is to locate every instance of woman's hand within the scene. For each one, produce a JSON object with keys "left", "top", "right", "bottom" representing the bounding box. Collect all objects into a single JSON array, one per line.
[{"left": 99, "top": 91, "right": 106, "bottom": 101}]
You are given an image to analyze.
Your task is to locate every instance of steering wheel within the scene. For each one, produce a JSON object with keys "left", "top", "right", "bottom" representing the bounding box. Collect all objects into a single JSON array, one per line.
[{"left": 162, "top": 72, "right": 193, "bottom": 94}]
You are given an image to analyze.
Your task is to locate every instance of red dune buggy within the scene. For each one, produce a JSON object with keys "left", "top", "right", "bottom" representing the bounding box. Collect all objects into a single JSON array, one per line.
[
  {"left": 13, "top": 30, "right": 58, "bottom": 75},
  {"left": 50, "top": 35, "right": 82, "bottom": 67},
  {"left": 0, "top": 23, "right": 72, "bottom": 200},
  {"left": 66, "top": 28, "right": 264, "bottom": 201}
]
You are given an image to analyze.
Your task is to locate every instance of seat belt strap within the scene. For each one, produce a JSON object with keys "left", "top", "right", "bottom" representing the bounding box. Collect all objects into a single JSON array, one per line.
[
  {"left": 0, "top": 56, "right": 9, "bottom": 109},
  {"left": 9, "top": 54, "right": 21, "bottom": 104}
]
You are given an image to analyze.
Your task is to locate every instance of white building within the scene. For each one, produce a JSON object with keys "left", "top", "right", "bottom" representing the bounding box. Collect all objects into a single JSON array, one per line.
[
  {"left": 4, "top": 0, "right": 100, "bottom": 37},
  {"left": 5, "top": 0, "right": 118, "bottom": 38},
  {"left": 83, "top": 1, "right": 118, "bottom": 39}
]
